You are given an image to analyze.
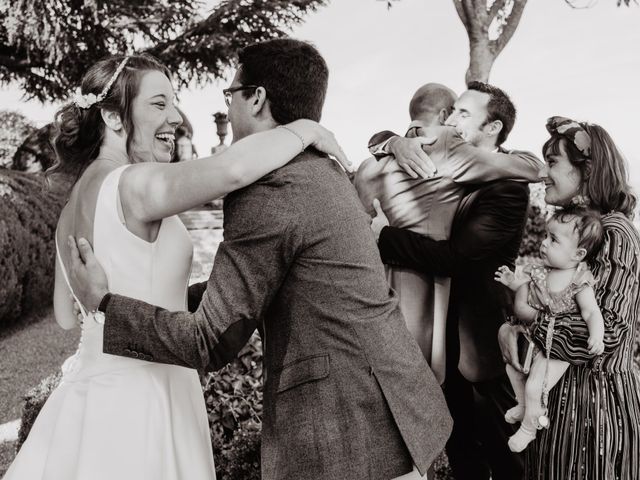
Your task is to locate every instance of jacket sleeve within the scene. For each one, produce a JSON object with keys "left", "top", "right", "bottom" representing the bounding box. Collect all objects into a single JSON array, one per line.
[
  {"left": 378, "top": 182, "right": 529, "bottom": 276},
  {"left": 533, "top": 220, "right": 640, "bottom": 362},
  {"left": 367, "top": 130, "right": 400, "bottom": 160},
  {"left": 440, "top": 129, "right": 543, "bottom": 184},
  {"left": 102, "top": 182, "right": 301, "bottom": 371},
  {"left": 378, "top": 226, "right": 457, "bottom": 276}
]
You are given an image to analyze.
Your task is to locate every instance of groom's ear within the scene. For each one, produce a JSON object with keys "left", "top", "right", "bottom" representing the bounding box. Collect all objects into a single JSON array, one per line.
[
  {"left": 249, "top": 86, "right": 269, "bottom": 117},
  {"left": 438, "top": 108, "right": 449, "bottom": 126},
  {"left": 100, "top": 108, "right": 123, "bottom": 132}
]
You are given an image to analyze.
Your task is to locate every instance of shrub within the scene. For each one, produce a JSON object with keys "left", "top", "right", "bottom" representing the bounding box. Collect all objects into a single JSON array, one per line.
[
  {"left": 0, "top": 170, "right": 65, "bottom": 328},
  {"left": 214, "top": 426, "right": 261, "bottom": 480},
  {"left": 205, "top": 334, "right": 264, "bottom": 479},
  {"left": 0, "top": 111, "right": 36, "bottom": 169},
  {"left": 11, "top": 124, "right": 57, "bottom": 173},
  {"left": 15, "top": 372, "right": 62, "bottom": 453},
  {"left": 518, "top": 203, "right": 546, "bottom": 258},
  {"left": 518, "top": 183, "right": 547, "bottom": 259}
]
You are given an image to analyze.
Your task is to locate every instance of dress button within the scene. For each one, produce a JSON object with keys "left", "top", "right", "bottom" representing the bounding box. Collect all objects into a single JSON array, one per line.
[{"left": 131, "top": 352, "right": 139, "bottom": 359}]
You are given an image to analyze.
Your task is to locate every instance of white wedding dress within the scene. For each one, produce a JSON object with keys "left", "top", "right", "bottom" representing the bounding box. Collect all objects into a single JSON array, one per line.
[{"left": 4, "top": 165, "right": 216, "bottom": 480}]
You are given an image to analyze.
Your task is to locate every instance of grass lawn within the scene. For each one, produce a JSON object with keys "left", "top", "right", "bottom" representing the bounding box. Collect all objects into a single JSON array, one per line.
[
  {"left": 0, "top": 441, "right": 17, "bottom": 476},
  {"left": 0, "top": 309, "right": 80, "bottom": 425},
  {"left": 0, "top": 309, "right": 80, "bottom": 476}
]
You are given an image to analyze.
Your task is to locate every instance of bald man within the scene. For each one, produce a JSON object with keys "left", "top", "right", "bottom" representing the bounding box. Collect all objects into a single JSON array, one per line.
[{"left": 355, "top": 83, "right": 542, "bottom": 385}]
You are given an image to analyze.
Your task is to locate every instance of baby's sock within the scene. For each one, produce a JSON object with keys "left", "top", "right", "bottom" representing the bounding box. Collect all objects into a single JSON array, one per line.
[
  {"left": 508, "top": 424, "right": 537, "bottom": 452},
  {"left": 504, "top": 405, "right": 525, "bottom": 424}
]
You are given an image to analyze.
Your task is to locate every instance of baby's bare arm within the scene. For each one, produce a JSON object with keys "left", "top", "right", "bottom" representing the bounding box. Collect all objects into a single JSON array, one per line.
[
  {"left": 514, "top": 283, "right": 538, "bottom": 324},
  {"left": 575, "top": 286, "right": 605, "bottom": 355}
]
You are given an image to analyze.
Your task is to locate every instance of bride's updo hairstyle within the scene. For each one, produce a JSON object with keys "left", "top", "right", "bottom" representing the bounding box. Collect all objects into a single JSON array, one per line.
[{"left": 49, "top": 54, "right": 171, "bottom": 182}]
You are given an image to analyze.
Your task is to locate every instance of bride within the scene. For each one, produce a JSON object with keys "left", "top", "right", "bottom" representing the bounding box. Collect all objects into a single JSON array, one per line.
[{"left": 4, "top": 54, "right": 349, "bottom": 480}]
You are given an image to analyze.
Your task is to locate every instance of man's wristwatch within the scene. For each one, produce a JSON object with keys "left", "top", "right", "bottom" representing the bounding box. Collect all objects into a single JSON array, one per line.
[{"left": 93, "top": 293, "right": 112, "bottom": 325}]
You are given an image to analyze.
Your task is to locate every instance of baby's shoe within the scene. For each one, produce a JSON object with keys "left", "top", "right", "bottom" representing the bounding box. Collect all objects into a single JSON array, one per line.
[
  {"left": 508, "top": 425, "right": 537, "bottom": 452},
  {"left": 504, "top": 405, "right": 525, "bottom": 424}
]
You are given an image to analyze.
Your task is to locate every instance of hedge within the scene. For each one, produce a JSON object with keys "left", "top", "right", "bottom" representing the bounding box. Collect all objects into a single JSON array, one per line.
[
  {"left": 205, "top": 334, "right": 264, "bottom": 479},
  {"left": 0, "top": 170, "right": 65, "bottom": 328}
]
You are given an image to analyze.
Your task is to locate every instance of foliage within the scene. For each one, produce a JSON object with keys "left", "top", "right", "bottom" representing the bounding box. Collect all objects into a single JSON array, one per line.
[
  {"left": 215, "top": 426, "right": 262, "bottom": 480},
  {"left": 518, "top": 203, "right": 546, "bottom": 257},
  {"left": 565, "top": 0, "right": 634, "bottom": 6},
  {"left": 0, "top": 170, "right": 65, "bottom": 327},
  {"left": 434, "top": 452, "right": 455, "bottom": 480},
  {"left": 0, "top": 0, "right": 328, "bottom": 102},
  {"left": 15, "top": 371, "right": 62, "bottom": 452},
  {"left": 0, "top": 110, "right": 36, "bottom": 168},
  {"left": 205, "top": 334, "right": 264, "bottom": 479},
  {"left": 11, "top": 124, "right": 57, "bottom": 173},
  {"left": 518, "top": 183, "right": 547, "bottom": 258}
]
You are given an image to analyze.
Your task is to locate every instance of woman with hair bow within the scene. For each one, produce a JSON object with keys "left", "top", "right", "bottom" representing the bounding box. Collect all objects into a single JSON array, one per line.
[{"left": 499, "top": 116, "right": 640, "bottom": 479}]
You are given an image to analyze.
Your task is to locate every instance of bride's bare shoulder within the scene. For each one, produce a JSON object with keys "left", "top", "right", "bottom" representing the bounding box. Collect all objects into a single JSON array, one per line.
[{"left": 57, "top": 161, "right": 122, "bottom": 244}]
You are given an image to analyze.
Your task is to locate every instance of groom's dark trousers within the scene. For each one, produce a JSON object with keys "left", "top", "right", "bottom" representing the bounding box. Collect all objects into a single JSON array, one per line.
[
  {"left": 378, "top": 179, "right": 529, "bottom": 480},
  {"left": 100, "top": 152, "right": 452, "bottom": 480}
]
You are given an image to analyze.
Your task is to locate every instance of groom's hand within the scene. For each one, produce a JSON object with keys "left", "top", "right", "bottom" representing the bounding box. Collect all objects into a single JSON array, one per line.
[
  {"left": 68, "top": 236, "right": 109, "bottom": 312},
  {"left": 370, "top": 198, "right": 389, "bottom": 242},
  {"left": 388, "top": 136, "right": 437, "bottom": 180}
]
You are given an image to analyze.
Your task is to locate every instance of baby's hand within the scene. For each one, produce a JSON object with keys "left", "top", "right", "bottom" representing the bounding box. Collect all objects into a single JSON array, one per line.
[
  {"left": 587, "top": 325, "right": 605, "bottom": 356},
  {"left": 494, "top": 265, "right": 529, "bottom": 291},
  {"left": 494, "top": 265, "right": 519, "bottom": 290}
]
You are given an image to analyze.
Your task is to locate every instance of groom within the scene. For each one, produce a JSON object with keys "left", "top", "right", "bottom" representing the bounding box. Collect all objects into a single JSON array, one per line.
[{"left": 67, "top": 39, "right": 452, "bottom": 480}]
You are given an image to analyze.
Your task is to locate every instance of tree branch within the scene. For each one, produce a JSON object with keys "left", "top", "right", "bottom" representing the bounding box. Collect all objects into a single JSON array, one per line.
[
  {"left": 487, "top": 0, "right": 505, "bottom": 21},
  {"left": 489, "top": 0, "right": 528, "bottom": 56},
  {"left": 0, "top": 54, "right": 33, "bottom": 71},
  {"left": 452, "top": 0, "right": 470, "bottom": 31}
]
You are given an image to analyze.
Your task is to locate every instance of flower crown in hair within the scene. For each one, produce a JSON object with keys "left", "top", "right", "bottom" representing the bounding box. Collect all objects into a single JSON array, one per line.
[
  {"left": 546, "top": 115, "right": 591, "bottom": 157},
  {"left": 72, "top": 57, "right": 130, "bottom": 109}
]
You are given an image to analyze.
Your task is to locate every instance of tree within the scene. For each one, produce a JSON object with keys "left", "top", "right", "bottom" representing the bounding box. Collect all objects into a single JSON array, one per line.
[
  {"left": 0, "top": 0, "right": 327, "bottom": 102},
  {"left": 0, "top": 110, "right": 36, "bottom": 168},
  {"left": 453, "top": 0, "right": 634, "bottom": 84}
]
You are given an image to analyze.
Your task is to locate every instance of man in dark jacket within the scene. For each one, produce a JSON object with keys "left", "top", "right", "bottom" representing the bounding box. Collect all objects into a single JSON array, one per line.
[{"left": 371, "top": 82, "right": 535, "bottom": 480}]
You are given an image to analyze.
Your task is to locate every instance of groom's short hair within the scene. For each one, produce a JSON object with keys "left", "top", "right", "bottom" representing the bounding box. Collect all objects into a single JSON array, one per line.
[
  {"left": 238, "top": 39, "right": 328, "bottom": 125},
  {"left": 467, "top": 81, "right": 516, "bottom": 146}
]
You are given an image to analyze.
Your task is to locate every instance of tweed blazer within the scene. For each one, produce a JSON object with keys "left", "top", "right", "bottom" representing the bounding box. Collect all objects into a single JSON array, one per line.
[{"left": 102, "top": 151, "right": 452, "bottom": 480}]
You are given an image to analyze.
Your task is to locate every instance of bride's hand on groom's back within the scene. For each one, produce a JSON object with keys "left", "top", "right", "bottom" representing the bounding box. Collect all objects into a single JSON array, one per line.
[{"left": 67, "top": 236, "right": 109, "bottom": 313}]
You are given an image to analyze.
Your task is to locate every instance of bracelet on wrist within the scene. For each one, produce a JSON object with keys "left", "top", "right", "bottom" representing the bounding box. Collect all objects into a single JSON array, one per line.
[{"left": 277, "top": 125, "right": 306, "bottom": 153}]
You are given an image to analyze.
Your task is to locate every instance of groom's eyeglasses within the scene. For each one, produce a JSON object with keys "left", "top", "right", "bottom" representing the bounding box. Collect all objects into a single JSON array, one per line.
[{"left": 223, "top": 85, "right": 260, "bottom": 107}]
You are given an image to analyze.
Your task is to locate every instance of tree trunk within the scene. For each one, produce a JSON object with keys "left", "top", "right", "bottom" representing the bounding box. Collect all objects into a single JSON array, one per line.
[
  {"left": 453, "top": 0, "right": 529, "bottom": 85},
  {"left": 466, "top": 40, "right": 496, "bottom": 83}
]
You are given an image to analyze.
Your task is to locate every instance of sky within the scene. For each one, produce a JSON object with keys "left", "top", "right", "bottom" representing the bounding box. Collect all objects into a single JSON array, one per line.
[{"left": 1, "top": 0, "right": 639, "bottom": 193}]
